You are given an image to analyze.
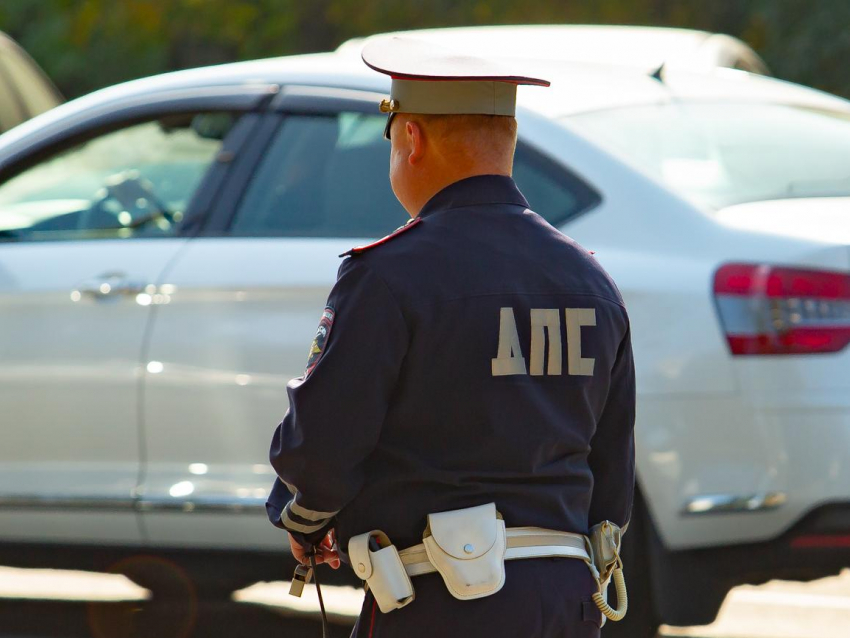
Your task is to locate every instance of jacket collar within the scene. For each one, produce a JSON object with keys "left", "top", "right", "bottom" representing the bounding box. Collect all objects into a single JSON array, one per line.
[{"left": 416, "top": 174, "right": 530, "bottom": 219}]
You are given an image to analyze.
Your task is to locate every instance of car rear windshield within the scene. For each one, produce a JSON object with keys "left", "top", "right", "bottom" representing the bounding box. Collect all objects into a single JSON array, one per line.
[{"left": 567, "top": 102, "right": 850, "bottom": 210}]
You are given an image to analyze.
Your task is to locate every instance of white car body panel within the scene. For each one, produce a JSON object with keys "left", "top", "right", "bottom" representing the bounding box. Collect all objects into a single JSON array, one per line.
[
  {"left": 715, "top": 197, "right": 850, "bottom": 244},
  {"left": 141, "top": 238, "right": 354, "bottom": 549},
  {"left": 0, "top": 238, "right": 187, "bottom": 544}
]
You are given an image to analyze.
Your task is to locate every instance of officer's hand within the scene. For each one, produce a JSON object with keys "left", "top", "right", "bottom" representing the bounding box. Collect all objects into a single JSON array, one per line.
[{"left": 289, "top": 530, "right": 341, "bottom": 569}]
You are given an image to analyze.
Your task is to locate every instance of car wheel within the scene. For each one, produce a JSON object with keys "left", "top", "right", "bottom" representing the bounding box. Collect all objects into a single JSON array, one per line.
[{"left": 602, "top": 490, "right": 661, "bottom": 638}]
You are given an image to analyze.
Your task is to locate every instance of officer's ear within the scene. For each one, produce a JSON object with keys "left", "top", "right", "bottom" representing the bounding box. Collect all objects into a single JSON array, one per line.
[{"left": 405, "top": 119, "right": 426, "bottom": 166}]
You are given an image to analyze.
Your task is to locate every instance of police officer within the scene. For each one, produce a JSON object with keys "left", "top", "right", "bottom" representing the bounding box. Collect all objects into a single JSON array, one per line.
[{"left": 266, "top": 36, "right": 636, "bottom": 638}]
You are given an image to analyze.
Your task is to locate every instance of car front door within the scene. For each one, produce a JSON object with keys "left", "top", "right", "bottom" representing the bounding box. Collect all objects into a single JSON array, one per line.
[
  {"left": 0, "top": 103, "right": 263, "bottom": 545},
  {"left": 138, "top": 88, "right": 396, "bottom": 550}
]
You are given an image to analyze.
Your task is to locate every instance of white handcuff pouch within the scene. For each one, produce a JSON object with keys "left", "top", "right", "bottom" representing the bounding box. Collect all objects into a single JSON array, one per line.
[{"left": 422, "top": 502, "right": 507, "bottom": 600}]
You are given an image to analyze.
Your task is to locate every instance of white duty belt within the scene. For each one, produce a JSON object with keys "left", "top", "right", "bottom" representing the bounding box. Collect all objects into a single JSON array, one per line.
[
  {"left": 295, "top": 504, "right": 627, "bottom": 629},
  {"left": 398, "top": 526, "right": 591, "bottom": 578}
]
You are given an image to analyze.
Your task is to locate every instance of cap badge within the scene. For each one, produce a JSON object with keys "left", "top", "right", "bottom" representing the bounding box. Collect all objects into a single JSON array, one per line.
[{"left": 379, "top": 98, "right": 400, "bottom": 113}]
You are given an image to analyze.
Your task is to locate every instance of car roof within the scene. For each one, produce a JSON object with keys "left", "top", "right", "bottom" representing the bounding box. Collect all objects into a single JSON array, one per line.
[
  {"left": 336, "top": 25, "right": 763, "bottom": 74},
  {"left": 2, "top": 46, "right": 848, "bottom": 154},
  {"left": 0, "top": 53, "right": 386, "bottom": 153}
]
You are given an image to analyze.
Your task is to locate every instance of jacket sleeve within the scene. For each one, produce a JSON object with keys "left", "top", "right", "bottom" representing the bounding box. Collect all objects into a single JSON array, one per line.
[
  {"left": 266, "top": 257, "right": 408, "bottom": 545},
  {"left": 587, "top": 316, "right": 636, "bottom": 534}
]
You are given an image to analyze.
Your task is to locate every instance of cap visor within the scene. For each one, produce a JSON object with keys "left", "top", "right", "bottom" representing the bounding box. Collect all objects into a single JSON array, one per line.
[{"left": 383, "top": 112, "right": 396, "bottom": 141}]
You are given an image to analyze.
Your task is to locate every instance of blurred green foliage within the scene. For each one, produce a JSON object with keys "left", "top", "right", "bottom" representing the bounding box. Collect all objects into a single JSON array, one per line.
[{"left": 1, "top": 0, "right": 848, "bottom": 100}]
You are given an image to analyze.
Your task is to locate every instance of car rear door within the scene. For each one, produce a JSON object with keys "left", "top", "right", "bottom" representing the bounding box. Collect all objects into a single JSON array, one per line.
[{"left": 0, "top": 88, "right": 271, "bottom": 545}]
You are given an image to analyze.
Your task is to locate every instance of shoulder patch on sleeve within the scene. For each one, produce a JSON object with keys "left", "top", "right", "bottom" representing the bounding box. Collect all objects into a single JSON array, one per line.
[
  {"left": 304, "top": 306, "right": 335, "bottom": 378},
  {"left": 339, "top": 216, "right": 422, "bottom": 258}
]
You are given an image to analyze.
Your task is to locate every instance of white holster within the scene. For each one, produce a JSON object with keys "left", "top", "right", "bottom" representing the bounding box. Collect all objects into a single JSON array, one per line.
[
  {"left": 348, "top": 530, "right": 415, "bottom": 613},
  {"left": 587, "top": 520, "right": 627, "bottom": 624},
  {"left": 589, "top": 520, "right": 622, "bottom": 581}
]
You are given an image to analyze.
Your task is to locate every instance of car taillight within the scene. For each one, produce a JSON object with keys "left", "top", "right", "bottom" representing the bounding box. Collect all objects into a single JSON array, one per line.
[{"left": 714, "top": 263, "right": 850, "bottom": 355}]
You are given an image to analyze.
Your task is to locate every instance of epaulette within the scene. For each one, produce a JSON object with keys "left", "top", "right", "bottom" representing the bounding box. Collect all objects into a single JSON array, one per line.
[{"left": 339, "top": 217, "right": 422, "bottom": 257}]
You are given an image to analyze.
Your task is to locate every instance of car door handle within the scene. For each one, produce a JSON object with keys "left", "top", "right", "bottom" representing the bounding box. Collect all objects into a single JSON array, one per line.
[{"left": 75, "top": 272, "right": 150, "bottom": 300}]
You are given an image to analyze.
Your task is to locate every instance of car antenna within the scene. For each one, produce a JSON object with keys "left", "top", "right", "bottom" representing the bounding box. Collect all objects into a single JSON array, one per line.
[{"left": 650, "top": 62, "right": 666, "bottom": 83}]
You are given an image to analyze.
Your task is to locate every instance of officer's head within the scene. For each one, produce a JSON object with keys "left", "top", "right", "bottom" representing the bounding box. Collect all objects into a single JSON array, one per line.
[
  {"left": 361, "top": 36, "right": 549, "bottom": 216},
  {"left": 387, "top": 113, "right": 517, "bottom": 216}
]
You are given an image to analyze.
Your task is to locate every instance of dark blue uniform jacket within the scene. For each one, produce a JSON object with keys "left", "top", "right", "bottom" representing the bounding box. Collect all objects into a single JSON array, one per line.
[{"left": 267, "top": 174, "right": 636, "bottom": 555}]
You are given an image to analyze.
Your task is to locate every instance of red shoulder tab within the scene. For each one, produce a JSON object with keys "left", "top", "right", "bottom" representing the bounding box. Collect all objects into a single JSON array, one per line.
[{"left": 339, "top": 217, "right": 422, "bottom": 257}]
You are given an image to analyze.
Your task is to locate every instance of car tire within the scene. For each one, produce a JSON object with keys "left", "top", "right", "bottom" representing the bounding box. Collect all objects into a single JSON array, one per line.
[{"left": 602, "top": 490, "right": 661, "bottom": 638}]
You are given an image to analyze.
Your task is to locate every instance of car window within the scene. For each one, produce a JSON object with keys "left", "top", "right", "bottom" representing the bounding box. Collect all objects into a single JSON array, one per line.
[
  {"left": 568, "top": 102, "right": 850, "bottom": 209},
  {"left": 229, "top": 111, "right": 600, "bottom": 238},
  {"left": 231, "top": 112, "right": 404, "bottom": 237},
  {"left": 512, "top": 142, "right": 601, "bottom": 227},
  {"left": 0, "top": 112, "right": 239, "bottom": 242}
]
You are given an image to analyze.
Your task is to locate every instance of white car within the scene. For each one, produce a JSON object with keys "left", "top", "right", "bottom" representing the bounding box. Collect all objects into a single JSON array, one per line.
[{"left": 0, "top": 35, "right": 848, "bottom": 636}]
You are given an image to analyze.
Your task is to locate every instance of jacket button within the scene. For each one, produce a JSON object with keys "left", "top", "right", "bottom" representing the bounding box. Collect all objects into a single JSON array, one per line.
[
  {"left": 463, "top": 544, "right": 474, "bottom": 554},
  {"left": 358, "top": 563, "right": 366, "bottom": 573}
]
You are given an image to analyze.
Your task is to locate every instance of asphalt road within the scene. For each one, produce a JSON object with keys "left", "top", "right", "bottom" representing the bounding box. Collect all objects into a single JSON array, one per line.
[{"left": 1, "top": 566, "right": 849, "bottom": 638}]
